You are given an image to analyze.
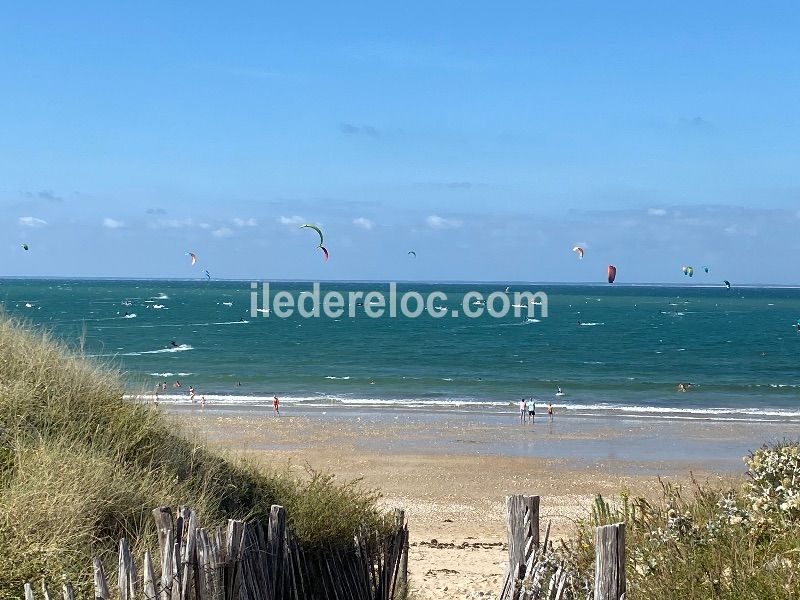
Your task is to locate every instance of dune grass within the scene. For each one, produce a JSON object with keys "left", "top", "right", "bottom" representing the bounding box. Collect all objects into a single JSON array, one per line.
[
  {"left": 0, "top": 316, "right": 387, "bottom": 600},
  {"left": 554, "top": 444, "right": 800, "bottom": 599}
]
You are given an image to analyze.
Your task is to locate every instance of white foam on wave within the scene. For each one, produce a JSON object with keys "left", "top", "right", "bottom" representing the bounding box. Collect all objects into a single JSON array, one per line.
[
  {"left": 149, "top": 372, "right": 193, "bottom": 377},
  {"left": 556, "top": 402, "right": 800, "bottom": 419},
  {"left": 579, "top": 322, "right": 603, "bottom": 326},
  {"left": 91, "top": 344, "right": 194, "bottom": 357},
  {"left": 324, "top": 376, "right": 351, "bottom": 380}
]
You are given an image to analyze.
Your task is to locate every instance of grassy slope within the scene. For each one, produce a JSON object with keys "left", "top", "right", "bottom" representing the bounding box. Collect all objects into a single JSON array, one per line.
[{"left": 0, "top": 317, "right": 386, "bottom": 600}]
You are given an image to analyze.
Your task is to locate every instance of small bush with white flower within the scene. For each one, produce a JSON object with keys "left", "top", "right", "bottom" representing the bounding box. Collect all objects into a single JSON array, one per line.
[{"left": 550, "top": 442, "right": 800, "bottom": 599}]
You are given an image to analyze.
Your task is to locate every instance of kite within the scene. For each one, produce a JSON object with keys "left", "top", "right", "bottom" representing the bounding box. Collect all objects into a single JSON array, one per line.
[
  {"left": 187, "top": 252, "right": 197, "bottom": 266},
  {"left": 703, "top": 266, "right": 709, "bottom": 273},
  {"left": 723, "top": 280, "right": 731, "bottom": 289},
  {"left": 204, "top": 270, "right": 211, "bottom": 280},
  {"left": 21, "top": 244, "right": 28, "bottom": 251},
  {"left": 300, "top": 224, "right": 324, "bottom": 246},
  {"left": 572, "top": 246, "right": 584, "bottom": 260},
  {"left": 301, "top": 224, "right": 328, "bottom": 261},
  {"left": 607, "top": 265, "right": 617, "bottom": 284},
  {"left": 408, "top": 251, "right": 416, "bottom": 258},
  {"left": 682, "top": 266, "right": 694, "bottom": 277}
]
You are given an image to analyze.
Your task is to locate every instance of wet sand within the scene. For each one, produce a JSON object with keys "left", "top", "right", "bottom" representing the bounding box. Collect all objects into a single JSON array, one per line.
[{"left": 166, "top": 403, "right": 794, "bottom": 599}]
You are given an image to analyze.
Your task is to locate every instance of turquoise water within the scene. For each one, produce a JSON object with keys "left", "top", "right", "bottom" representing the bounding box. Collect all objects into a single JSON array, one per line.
[{"left": 2, "top": 279, "right": 799, "bottom": 421}]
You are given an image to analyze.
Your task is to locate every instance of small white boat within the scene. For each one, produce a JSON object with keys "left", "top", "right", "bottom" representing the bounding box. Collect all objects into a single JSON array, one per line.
[{"left": 222, "top": 301, "right": 233, "bottom": 307}]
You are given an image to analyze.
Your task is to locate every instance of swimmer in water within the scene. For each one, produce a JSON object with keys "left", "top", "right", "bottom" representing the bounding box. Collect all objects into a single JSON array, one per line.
[{"left": 170, "top": 340, "right": 178, "bottom": 348}]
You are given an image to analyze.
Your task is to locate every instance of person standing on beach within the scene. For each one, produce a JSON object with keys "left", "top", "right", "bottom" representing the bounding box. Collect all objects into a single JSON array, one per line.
[
  {"left": 527, "top": 398, "right": 535, "bottom": 422},
  {"left": 519, "top": 398, "right": 526, "bottom": 423},
  {"left": 548, "top": 403, "right": 554, "bottom": 420},
  {"left": 273, "top": 395, "right": 280, "bottom": 416}
]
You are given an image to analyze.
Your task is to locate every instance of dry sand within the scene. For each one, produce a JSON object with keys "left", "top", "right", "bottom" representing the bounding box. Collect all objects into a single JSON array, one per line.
[{"left": 171, "top": 406, "right": 750, "bottom": 599}]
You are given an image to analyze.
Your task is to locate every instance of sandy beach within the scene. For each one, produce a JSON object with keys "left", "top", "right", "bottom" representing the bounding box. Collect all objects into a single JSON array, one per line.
[{"left": 162, "top": 403, "right": 794, "bottom": 599}]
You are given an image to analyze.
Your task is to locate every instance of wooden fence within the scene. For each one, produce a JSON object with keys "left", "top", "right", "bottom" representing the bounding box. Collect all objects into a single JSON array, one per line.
[
  {"left": 24, "top": 505, "right": 408, "bottom": 600},
  {"left": 500, "top": 495, "right": 625, "bottom": 600}
]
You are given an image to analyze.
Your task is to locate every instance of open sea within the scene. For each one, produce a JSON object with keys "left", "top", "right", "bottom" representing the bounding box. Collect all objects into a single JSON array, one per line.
[{"left": 2, "top": 279, "right": 799, "bottom": 423}]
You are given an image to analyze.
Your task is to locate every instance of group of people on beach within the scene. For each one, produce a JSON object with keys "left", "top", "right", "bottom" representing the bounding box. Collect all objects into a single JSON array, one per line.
[
  {"left": 519, "top": 398, "right": 554, "bottom": 423},
  {"left": 153, "top": 380, "right": 282, "bottom": 417}
]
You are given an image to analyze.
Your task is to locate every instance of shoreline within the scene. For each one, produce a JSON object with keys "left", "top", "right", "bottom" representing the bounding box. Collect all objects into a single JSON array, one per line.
[
  {"left": 163, "top": 401, "right": 797, "bottom": 474},
  {"left": 135, "top": 393, "right": 800, "bottom": 423}
]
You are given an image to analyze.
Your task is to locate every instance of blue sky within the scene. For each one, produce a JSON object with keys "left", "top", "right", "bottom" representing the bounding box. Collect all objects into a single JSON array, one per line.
[{"left": 1, "top": 2, "right": 799, "bottom": 283}]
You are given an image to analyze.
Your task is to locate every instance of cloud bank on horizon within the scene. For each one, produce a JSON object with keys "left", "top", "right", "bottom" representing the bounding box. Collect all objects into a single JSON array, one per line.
[{"left": 0, "top": 2, "right": 798, "bottom": 283}]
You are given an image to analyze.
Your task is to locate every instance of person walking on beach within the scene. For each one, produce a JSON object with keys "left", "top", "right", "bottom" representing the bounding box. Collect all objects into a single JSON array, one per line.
[
  {"left": 548, "top": 403, "right": 554, "bottom": 420},
  {"left": 519, "top": 398, "right": 527, "bottom": 423},
  {"left": 273, "top": 395, "right": 280, "bottom": 416},
  {"left": 527, "top": 398, "right": 536, "bottom": 422},
  {"left": 188, "top": 386, "right": 196, "bottom": 402}
]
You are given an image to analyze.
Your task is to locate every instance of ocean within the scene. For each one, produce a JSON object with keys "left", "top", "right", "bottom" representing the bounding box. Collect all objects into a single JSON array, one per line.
[{"left": 2, "top": 279, "right": 799, "bottom": 422}]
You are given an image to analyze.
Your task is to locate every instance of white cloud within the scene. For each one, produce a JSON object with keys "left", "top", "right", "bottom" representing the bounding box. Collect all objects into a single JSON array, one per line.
[
  {"left": 353, "top": 217, "right": 374, "bottom": 230},
  {"left": 233, "top": 217, "right": 257, "bottom": 227},
  {"left": 102, "top": 217, "right": 124, "bottom": 229},
  {"left": 724, "top": 225, "right": 738, "bottom": 235},
  {"left": 212, "top": 227, "right": 234, "bottom": 238},
  {"left": 18, "top": 216, "right": 48, "bottom": 228},
  {"left": 278, "top": 215, "right": 305, "bottom": 226},
  {"left": 426, "top": 215, "right": 463, "bottom": 230},
  {"left": 647, "top": 208, "right": 667, "bottom": 217}
]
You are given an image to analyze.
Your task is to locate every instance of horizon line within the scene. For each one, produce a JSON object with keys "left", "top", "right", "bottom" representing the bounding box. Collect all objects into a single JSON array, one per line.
[{"left": 0, "top": 275, "right": 795, "bottom": 288}]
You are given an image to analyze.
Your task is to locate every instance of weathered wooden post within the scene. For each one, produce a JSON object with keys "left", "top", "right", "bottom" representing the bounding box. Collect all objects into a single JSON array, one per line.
[
  {"left": 594, "top": 522, "right": 625, "bottom": 600},
  {"left": 41, "top": 580, "right": 52, "bottom": 600},
  {"left": 24, "top": 582, "right": 35, "bottom": 600},
  {"left": 506, "top": 495, "right": 540, "bottom": 578},
  {"left": 225, "top": 519, "right": 245, "bottom": 600},
  {"left": 93, "top": 558, "right": 110, "bottom": 600},
  {"left": 180, "top": 509, "right": 197, "bottom": 600},
  {"left": 118, "top": 538, "right": 137, "bottom": 600},
  {"left": 267, "top": 505, "right": 286, "bottom": 600},
  {"left": 394, "top": 509, "right": 409, "bottom": 596},
  {"left": 143, "top": 550, "right": 157, "bottom": 600},
  {"left": 61, "top": 580, "right": 75, "bottom": 600},
  {"left": 160, "top": 529, "right": 175, "bottom": 600}
]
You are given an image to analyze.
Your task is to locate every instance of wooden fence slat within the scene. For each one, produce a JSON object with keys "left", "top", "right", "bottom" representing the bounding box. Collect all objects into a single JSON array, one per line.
[
  {"left": 506, "top": 495, "right": 527, "bottom": 580},
  {"left": 267, "top": 505, "right": 285, "bottom": 600},
  {"left": 180, "top": 510, "right": 197, "bottom": 600},
  {"left": 143, "top": 550, "right": 157, "bottom": 600},
  {"left": 153, "top": 507, "right": 174, "bottom": 561},
  {"left": 118, "top": 538, "right": 137, "bottom": 600},
  {"left": 594, "top": 522, "right": 626, "bottom": 600},
  {"left": 61, "top": 580, "right": 75, "bottom": 600},
  {"left": 24, "top": 582, "right": 35, "bottom": 600},
  {"left": 93, "top": 557, "right": 110, "bottom": 600},
  {"left": 41, "top": 579, "right": 52, "bottom": 600},
  {"left": 160, "top": 529, "right": 175, "bottom": 600},
  {"left": 224, "top": 520, "right": 245, "bottom": 600}
]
